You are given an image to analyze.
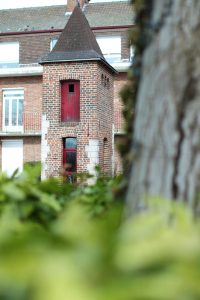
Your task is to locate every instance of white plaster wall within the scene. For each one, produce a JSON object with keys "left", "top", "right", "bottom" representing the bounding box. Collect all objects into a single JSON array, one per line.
[
  {"left": 85, "top": 139, "right": 99, "bottom": 183},
  {"left": 41, "top": 114, "right": 50, "bottom": 179}
]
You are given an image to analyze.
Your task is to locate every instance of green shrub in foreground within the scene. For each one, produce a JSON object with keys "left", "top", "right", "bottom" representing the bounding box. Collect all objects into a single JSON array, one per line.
[{"left": 0, "top": 169, "right": 199, "bottom": 299}]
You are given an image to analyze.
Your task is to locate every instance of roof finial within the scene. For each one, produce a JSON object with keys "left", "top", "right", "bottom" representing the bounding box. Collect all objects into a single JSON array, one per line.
[{"left": 76, "top": 0, "right": 80, "bottom": 7}]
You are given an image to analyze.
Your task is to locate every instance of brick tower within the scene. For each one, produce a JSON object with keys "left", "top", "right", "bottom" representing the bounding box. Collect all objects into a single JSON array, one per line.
[{"left": 40, "top": 5, "right": 116, "bottom": 179}]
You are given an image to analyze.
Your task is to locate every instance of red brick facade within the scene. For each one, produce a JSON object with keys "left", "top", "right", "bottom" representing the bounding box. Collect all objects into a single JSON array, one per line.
[
  {"left": 0, "top": 30, "right": 130, "bottom": 66},
  {"left": 0, "top": 64, "right": 125, "bottom": 176},
  {"left": 0, "top": 2, "right": 132, "bottom": 176},
  {"left": 113, "top": 72, "right": 126, "bottom": 174},
  {"left": 42, "top": 61, "right": 114, "bottom": 177},
  {"left": 0, "top": 76, "right": 42, "bottom": 132},
  {"left": 0, "top": 76, "right": 42, "bottom": 171},
  {"left": 114, "top": 72, "right": 127, "bottom": 133},
  {"left": 23, "top": 137, "right": 41, "bottom": 163}
]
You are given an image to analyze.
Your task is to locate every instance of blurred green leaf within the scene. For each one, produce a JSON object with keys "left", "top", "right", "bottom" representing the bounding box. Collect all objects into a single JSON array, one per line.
[{"left": 0, "top": 168, "right": 199, "bottom": 299}]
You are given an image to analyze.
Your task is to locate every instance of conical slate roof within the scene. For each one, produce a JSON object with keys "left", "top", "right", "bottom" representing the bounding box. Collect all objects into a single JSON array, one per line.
[{"left": 40, "top": 5, "right": 116, "bottom": 72}]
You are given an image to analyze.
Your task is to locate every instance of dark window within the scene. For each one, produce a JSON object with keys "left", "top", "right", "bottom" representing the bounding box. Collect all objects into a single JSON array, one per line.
[
  {"left": 61, "top": 80, "right": 80, "bottom": 122},
  {"left": 65, "top": 151, "right": 76, "bottom": 172},
  {"left": 63, "top": 138, "right": 77, "bottom": 174},
  {"left": 69, "top": 84, "right": 74, "bottom": 93},
  {"left": 101, "top": 74, "right": 104, "bottom": 84},
  {"left": 107, "top": 78, "right": 110, "bottom": 88}
]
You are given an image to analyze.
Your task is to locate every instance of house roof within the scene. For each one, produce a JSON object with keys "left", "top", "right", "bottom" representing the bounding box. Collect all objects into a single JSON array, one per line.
[
  {"left": 85, "top": 2, "right": 133, "bottom": 28},
  {"left": 51, "top": 6, "right": 103, "bottom": 56},
  {"left": 0, "top": 2, "right": 133, "bottom": 34},
  {"left": 40, "top": 5, "right": 116, "bottom": 73}
]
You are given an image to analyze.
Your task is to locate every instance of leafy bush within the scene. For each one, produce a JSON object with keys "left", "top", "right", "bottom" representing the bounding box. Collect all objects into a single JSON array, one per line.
[
  {"left": 0, "top": 165, "right": 74, "bottom": 227},
  {"left": 0, "top": 169, "right": 200, "bottom": 299}
]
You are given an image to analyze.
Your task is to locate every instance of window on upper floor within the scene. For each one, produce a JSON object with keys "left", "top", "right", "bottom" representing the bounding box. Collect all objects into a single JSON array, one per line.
[
  {"left": 0, "top": 42, "right": 19, "bottom": 68},
  {"left": 3, "top": 89, "right": 24, "bottom": 132},
  {"left": 50, "top": 38, "right": 58, "bottom": 51},
  {"left": 96, "top": 36, "right": 121, "bottom": 64},
  {"left": 61, "top": 80, "right": 80, "bottom": 122}
]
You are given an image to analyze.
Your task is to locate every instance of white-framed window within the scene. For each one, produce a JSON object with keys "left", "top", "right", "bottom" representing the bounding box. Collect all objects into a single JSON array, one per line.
[
  {"left": 50, "top": 38, "right": 58, "bottom": 51},
  {"left": 0, "top": 42, "right": 19, "bottom": 68},
  {"left": 96, "top": 36, "right": 121, "bottom": 64},
  {"left": 3, "top": 89, "right": 24, "bottom": 132}
]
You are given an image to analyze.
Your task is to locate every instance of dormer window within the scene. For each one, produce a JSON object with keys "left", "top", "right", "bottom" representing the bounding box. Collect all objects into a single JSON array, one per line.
[
  {"left": 0, "top": 42, "right": 19, "bottom": 68},
  {"left": 50, "top": 38, "right": 58, "bottom": 51},
  {"left": 96, "top": 36, "right": 121, "bottom": 63}
]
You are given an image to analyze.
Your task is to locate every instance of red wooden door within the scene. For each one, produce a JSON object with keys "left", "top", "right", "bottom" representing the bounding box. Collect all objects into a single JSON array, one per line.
[{"left": 61, "top": 81, "right": 80, "bottom": 122}]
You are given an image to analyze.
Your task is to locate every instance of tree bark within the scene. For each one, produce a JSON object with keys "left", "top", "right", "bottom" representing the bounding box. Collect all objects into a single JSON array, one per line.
[{"left": 127, "top": 0, "right": 200, "bottom": 212}]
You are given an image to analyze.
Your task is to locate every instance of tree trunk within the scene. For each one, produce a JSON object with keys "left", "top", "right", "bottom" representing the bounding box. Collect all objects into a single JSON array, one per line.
[{"left": 127, "top": 0, "right": 200, "bottom": 212}]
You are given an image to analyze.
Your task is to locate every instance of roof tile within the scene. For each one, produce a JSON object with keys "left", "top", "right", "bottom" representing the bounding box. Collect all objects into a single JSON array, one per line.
[
  {"left": 0, "top": 2, "right": 133, "bottom": 33},
  {"left": 40, "top": 6, "right": 117, "bottom": 73}
]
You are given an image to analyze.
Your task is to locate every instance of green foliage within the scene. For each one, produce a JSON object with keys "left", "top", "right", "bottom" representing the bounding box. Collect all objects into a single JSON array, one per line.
[
  {"left": 0, "top": 169, "right": 200, "bottom": 299},
  {"left": 0, "top": 165, "right": 119, "bottom": 225},
  {"left": 72, "top": 172, "right": 123, "bottom": 217},
  {"left": 0, "top": 165, "right": 75, "bottom": 227}
]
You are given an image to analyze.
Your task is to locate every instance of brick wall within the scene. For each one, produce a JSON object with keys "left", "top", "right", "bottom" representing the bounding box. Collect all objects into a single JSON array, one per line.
[
  {"left": 113, "top": 72, "right": 127, "bottom": 174},
  {"left": 0, "top": 76, "right": 42, "bottom": 132},
  {"left": 0, "top": 76, "right": 42, "bottom": 172},
  {"left": 0, "top": 66, "right": 126, "bottom": 176},
  {"left": 114, "top": 72, "right": 127, "bottom": 133},
  {"left": 97, "top": 65, "right": 114, "bottom": 174},
  {"left": 23, "top": 136, "right": 41, "bottom": 163},
  {"left": 0, "top": 30, "right": 130, "bottom": 64},
  {"left": 0, "top": 30, "right": 128, "bottom": 176},
  {"left": 0, "top": 33, "right": 60, "bottom": 64},
  {"left": 42, "top": 61, "right": 114, "bottom": 178}
]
